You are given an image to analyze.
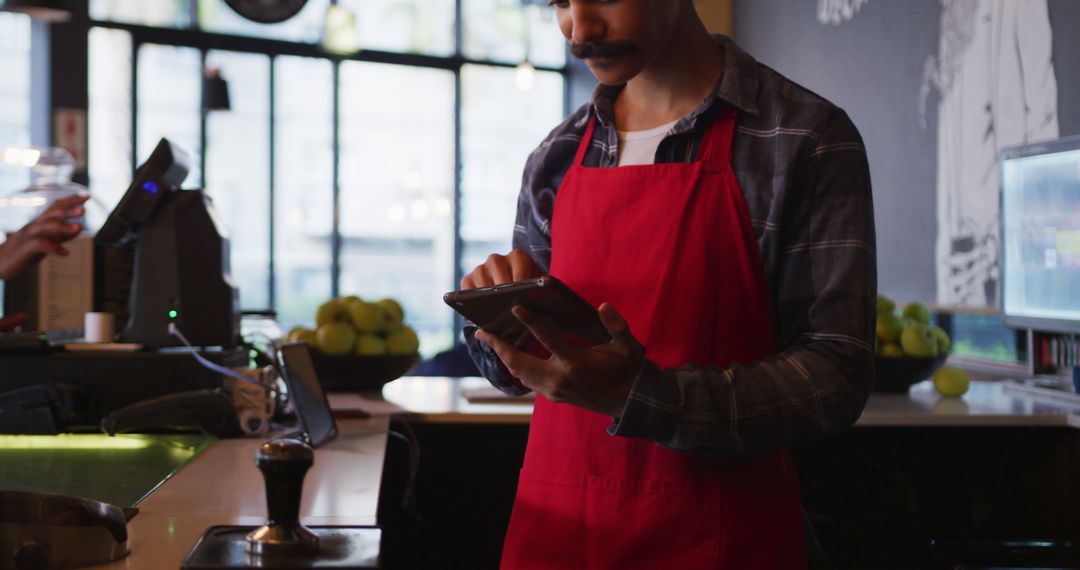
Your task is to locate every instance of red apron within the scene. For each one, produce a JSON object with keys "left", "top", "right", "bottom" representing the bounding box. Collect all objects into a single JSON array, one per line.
[{"left": 500, "top": 106, "right": 806, "bottom": 569}]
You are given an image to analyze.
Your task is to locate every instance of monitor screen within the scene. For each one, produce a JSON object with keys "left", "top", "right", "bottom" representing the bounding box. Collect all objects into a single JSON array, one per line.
[
  {"left": 278, "top": 342, "right": 338, "bottom": 448},
  {"left": 1001, "top": 135, "right": 1080, "bottom": 333},
  {"left": 95, "top": 138, "right": 189, "bottom": 248}
]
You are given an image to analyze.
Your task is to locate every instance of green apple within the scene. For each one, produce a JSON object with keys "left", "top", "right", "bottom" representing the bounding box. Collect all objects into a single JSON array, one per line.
[
  {"left": 876, "top": 294, "right": 895, "bottom": 316},
  {"left": 878, "top": 343, "right": 904, "bottom": 358},
  {"left": 876, "top": 312, "right": 903, "bottom": 343},
  {"left": 287, "top": 327, "right": 318, "bottom": 346},
  {"left": 929, "top": 325, "right": 951, "bottom": 353},
  {"left": 355, "top": 333, "right": 388, "bottom": 356},
  {"left": 315, "top": 299, "right": 350, "bottom": 326},
  {"left": 900, "top": 323, "right": 938, "bottom": 357},
  {"left": 932, "top": 366, "right": 969, "bottom": 397},
  {"left": 377, "top": 298, "right": 405, "bottom": 329},
  {"left": 340, "top": 295, "right": 363, "bottom": 306},
  {"left": 386, "top": 325, "right": 420, "bottom": 355},
  {"left": 316, "top": 322, "right": 357, "bottom": 355},
  {"left": 349, "top": 301, "right": 388, "bottom": 334},
  {"left": 902, "top": 302, "right": 931, "bottom": 325}
]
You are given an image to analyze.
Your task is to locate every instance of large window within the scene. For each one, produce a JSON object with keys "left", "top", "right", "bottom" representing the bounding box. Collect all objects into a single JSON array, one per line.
[
  {"left": 460, "top": 64, "right": 563, "bottom": 276},
  {"left": 338, "top": 62, "right": 457, "bottom": 353},
  {"left": 87, "top": 0, "right": 568, "bottom": 356},
  {"left": 273, "top": 56, "right": 334, "bottom": 329},
  {"left": 0, "top": 12, "right": 33, "bottom": 195}
]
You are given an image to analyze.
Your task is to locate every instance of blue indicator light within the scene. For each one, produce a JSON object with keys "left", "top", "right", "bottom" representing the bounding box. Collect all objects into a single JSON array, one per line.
[{"left": 141, "top": 180, "right": 159, "bottom": 195}]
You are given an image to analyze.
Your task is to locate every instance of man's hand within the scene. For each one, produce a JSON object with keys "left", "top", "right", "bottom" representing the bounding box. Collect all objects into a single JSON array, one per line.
[
  {"left": 0, "top": 313, "right": 28, "bottom": 332},
  {"left": 0, "top": 194, "right": 89, "bottom": 280},
  {"left": 475, "top": 302, "right": 645, "bottom": 417},
  {"left": 460, "top": 249, "right": 541, "bottom": 289}
]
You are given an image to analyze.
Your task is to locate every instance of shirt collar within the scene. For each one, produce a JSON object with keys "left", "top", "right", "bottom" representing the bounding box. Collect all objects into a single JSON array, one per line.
[{"left": 583, "top": 34, "right": 761, "bottom": 131}]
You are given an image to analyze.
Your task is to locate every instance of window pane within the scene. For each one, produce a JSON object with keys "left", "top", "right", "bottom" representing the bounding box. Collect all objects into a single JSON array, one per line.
[
  {"left": 463, "top": 1, "right": 565, "bottom": 68},
  {"left": 199, "top": 0, "right": 328, "bottom": 43},
  {"left": 90, "top": 0, "right": 193, "bottom": 27},
  {"left": 0, "top": 12, "right": 32, "bottom": 195},
  {"left": 274, "top": 56, "right": 334, "bottom": 330},
  {"left": 89, "top": 27, "right": 133, "bottom": 213},
  {"left": 205, "top": 51, "right": 270, "bottom": 310},
  {"left": 460, "top": 64, "right": 563, "bottom": 275},
  {"left": 136, "top": 44, "right": 201, "bottom": 187},
  {"left": 338, "top": 62, "right": 455, "bottom": 356},
  {"left": 338, "top": 0, "right": 455, "bottom": 56}
]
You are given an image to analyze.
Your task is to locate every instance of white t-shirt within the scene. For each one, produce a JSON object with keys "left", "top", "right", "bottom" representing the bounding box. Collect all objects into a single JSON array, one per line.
[{"left": 616, "top": 118, "right": 680, "bottom": 166}]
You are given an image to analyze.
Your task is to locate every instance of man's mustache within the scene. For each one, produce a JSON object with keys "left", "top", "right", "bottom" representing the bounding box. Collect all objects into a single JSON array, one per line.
[{"left": 569, "top": 41, "right": 637, "bottom": 60}]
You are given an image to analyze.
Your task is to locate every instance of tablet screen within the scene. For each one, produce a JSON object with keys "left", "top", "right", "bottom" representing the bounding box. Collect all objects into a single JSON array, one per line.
[{"left": 278, "top": 342, "right": 338, "bottom": 448}]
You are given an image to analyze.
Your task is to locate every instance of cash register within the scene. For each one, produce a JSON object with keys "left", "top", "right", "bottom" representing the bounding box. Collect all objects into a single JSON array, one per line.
[{"left": 0, "top": 138, "right": 244, "bottom": 433}]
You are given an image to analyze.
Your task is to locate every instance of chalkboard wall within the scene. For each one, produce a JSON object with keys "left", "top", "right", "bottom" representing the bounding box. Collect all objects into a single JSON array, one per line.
[{"left": 735, "top": 0, "right": 1080, "bottom": 303}]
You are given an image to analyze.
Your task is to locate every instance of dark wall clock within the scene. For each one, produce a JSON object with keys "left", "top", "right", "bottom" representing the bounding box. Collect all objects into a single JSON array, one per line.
[{"left": 223, "top": 0, "right": 309, "bottom": 24}]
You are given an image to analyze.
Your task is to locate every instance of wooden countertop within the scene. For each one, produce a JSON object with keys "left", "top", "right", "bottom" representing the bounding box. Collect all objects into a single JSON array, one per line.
[
  {"left": 82, "top": 373, "right": 1080, "bottom": 568},
  {"left": 332, "top": 376, "right": 1080, "bottom": 429},
  {"left": 88, "top": 417, "right": 389, "bottom": 569}
]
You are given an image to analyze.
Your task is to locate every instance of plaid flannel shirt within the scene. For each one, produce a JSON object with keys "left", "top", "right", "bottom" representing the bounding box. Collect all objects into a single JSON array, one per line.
[{"left": 464, "top": 35, "right": 877, "bottom": 457}]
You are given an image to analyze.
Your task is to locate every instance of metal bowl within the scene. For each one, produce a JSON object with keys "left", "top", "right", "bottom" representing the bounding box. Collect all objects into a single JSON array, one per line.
[{"left": 0, "top": 490, "right": 130, "bottom": 569}]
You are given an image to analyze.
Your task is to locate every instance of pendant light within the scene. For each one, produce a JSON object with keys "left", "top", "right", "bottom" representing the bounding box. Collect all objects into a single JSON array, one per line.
[
  {"left": 202, "top": 68, "right": 231, "bottom": 113},
  {"left": 515, "top": 2, "right": 535, "bottom": 92},
  {"left": 323, "top": 0, "right": 360, "bottom": 55}
]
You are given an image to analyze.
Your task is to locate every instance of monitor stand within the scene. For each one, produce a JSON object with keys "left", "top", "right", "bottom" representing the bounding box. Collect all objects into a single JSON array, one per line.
[{"left": 122, "top": 189, "right": 239, "bottom": 348}]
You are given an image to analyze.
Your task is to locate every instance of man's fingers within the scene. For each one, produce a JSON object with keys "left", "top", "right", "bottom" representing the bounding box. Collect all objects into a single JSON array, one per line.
[
  {"left": 463, "top": 265, "right": 493, "bottom": 289},
  {"left": 23, "top": 219, "right": 80, "bottom": 240},
  {"left": 507, "top": 250, "right": 540, "bottom": 281},
  {"left": 49, "top": 194, "right": 90, "bottom": 209},
  {"left": 475, "top": 329, "right": 545, "bottom": 379},
  {"left": 512, "top": 306, "right": 577, "bottom": 358},
  {"left": 598, "top": 303, "right": 637, "bottom": 346},
  {"left": 485, "top": 254, "right": 513, "bottom": 284},
  {"left": 36, "top": 205, "right": 85, "bottom": 223},
  {"left": 37, "top": 239, "right": 68, "bottom": 256}
]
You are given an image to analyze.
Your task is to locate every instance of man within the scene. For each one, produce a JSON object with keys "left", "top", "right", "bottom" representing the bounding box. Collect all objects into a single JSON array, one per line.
[
  {"left": 0, "top": 193, "right": 88, "bottom": 330},
  {"left": 461, "top": 0, "right": 875, "bottom": 567}
]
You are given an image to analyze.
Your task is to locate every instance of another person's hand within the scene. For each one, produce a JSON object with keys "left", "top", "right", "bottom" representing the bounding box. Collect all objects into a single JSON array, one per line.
[
  {"left": 0, "top": 312, "right": 28, "bottom": 332},
  {"left": 0, "top": 194, "right": 89, "bottom": 280},
  {"left": 460, "top": 249, "right": 541, "bottom": 289},
  {"left": 475, "top": 302, "right": 645, "bottom": 417}
]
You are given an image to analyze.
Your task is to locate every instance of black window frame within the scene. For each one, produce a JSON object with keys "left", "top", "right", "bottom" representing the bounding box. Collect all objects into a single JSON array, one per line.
[{"left": 83, "top": 1, "right": 571, "bottom": 340}]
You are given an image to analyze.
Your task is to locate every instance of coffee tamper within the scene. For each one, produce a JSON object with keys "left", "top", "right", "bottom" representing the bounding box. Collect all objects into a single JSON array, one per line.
[{"left": 245, "top": 438, "right": 319, "bottom": 554}]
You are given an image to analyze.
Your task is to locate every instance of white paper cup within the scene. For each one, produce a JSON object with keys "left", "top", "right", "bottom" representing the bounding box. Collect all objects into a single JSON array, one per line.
[{"left": 84, "top": 312, "right": 114, "bottom": 343}]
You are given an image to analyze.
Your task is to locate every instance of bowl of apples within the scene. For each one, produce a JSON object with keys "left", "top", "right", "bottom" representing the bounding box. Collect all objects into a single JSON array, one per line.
[
  {"left": 874, "top": 295, "right": 950, "bottom": 393},
  {"left": 287, "top": 296, "right": 421, "bottom": 392}
]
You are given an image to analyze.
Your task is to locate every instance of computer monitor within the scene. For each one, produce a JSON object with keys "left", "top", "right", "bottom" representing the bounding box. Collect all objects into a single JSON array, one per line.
[
  {"left": 277, "top": 342, "right": 338, "bottom": 448},
  {"left": 95, "top": 138, "right": 189, "bottom": 248},
  {"left": 1000, "top": 135, "right": 1080, "bottom": 333},
  {"left": 94, "top": 138, "right": 240, "bottom": 347}
]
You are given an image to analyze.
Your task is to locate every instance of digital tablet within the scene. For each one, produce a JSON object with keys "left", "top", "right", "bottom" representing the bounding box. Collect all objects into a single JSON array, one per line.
[
  {"left": 443, "top": 275, "right": 611, "bottom": 347},
  {"left": 277, "top": 342, "right": 338, "bottom": 448}
]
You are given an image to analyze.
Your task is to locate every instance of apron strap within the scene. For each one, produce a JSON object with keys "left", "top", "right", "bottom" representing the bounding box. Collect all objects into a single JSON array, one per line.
[
  {"left": 695, "top": 105, "right": 739, "bottom": 163},
  {"left": 574, "top": 116, "right": 599, "bottom": 167}
]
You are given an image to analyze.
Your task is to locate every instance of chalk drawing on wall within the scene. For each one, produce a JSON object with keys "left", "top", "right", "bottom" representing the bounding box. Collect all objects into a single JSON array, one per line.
[
  {"left": 817, "top": 0, "right": 869, "bottom": 25},
  {"left": 919, "top": 0, "right": 1059, "bottom": 306}
]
